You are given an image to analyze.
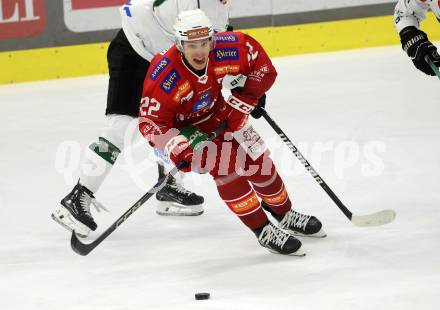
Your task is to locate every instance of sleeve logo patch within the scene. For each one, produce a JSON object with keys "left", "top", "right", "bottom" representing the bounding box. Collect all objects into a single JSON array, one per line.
[
  {"left": 150, "top": 57, "right": 170, "bottom": 80},
  {"left": 160, "top": 69, "right": 181, "bottom": 94},
  {"left": 214, "top": 47, "right": 239, "bottom": 61},
  {"left": 214, "top": 33, "right": 238, "bottom": 43}
]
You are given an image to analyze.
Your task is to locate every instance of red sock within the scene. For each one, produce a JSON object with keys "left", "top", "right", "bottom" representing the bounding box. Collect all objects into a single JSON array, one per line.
[
  {"left": 215, "top": 174, "right": 268, "bottom": 230},
  {"left": 247, "top": 159, "right": 292, "bottom": 216}
]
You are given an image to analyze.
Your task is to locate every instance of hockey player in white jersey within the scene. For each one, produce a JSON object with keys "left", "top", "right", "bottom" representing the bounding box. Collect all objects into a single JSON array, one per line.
[
  {"left": 52, "top": 0, "right": 231, "bottom": 237},
  {"left": 394, "top": 0, "right": 440, "bottom": 76}
]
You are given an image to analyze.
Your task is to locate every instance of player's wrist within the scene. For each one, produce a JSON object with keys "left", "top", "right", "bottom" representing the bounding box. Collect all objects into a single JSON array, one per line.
[{"left": 179, "top": 125, "right": 209, "bottom": 150}]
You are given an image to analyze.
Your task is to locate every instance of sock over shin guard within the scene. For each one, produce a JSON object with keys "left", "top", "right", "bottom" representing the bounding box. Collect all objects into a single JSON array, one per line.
[
  {"left": 215, "top": 174, "right": 268, "bottom": 230},
  {"left": 79, "top": 137, "right": 121, "bottom": 193},
  {"left": 78, "top": 115, "right": 131, "bottom": 193},
  {"left": 248, "top": 158, "right": 292, "bottom": 217}
]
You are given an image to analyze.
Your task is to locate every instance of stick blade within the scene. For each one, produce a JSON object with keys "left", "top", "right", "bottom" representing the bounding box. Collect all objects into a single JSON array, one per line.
[
  {"left": 71, "top": 230, "right": 93, "bottom": 256},
  {"left": 351, "top": 209, "right": 396, "bottom": 227}
]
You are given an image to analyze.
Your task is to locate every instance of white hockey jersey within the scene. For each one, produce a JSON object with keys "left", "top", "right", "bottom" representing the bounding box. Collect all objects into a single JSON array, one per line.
[
  {"left": 394, "top": 0, "right": 440, "bottom": 33},
  {"left": 120, "top": 0, "right": 230, "bottom": 61}
]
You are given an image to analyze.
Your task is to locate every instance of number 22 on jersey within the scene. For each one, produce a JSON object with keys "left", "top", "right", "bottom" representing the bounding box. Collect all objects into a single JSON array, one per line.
[{"left": 140, "top": 97, "right": 161, "bottom": 118}]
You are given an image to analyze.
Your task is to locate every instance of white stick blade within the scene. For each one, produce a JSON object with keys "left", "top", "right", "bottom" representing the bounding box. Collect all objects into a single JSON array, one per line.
[{"left": 351, "top": 209, "right": 396, "bottom": 227}]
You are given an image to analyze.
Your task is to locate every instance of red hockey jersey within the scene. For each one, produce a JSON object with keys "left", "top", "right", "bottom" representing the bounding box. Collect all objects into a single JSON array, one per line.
[{"left": 139, "top": 31, "right": 277, "bottom": 151}]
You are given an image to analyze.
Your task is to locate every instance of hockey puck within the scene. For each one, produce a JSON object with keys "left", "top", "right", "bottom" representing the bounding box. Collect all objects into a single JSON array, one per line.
[{"left": 195, "top": 293, "right": 210, "bottom": 300}]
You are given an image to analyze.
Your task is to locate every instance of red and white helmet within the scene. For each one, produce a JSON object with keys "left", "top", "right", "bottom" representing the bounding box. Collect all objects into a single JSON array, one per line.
[{"left": 174, "top": 9, "right": 214, "bottom": 50}]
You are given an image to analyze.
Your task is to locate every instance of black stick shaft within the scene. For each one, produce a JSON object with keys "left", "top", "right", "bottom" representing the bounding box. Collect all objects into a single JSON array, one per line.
[
  {"left": 71, "top": 123, "right": 226, "bottom": 255},
  {"left": 71, "top": 166, "right": 180, "bottom": 255},
  {"left": 261, "top": 109, "right": 353, "bottom": 221}
]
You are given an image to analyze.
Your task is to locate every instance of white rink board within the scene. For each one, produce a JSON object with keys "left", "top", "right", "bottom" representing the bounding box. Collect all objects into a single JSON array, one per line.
[{"left": 230, "top": 0, "right": 395, "bottom": 17}]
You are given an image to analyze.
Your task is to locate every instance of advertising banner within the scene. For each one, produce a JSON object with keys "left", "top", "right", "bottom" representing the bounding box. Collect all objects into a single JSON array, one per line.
[
  {"left": 0, "top": 0, "right": 47, "bottom": 40},
  {"left": 63, "top": 0, "right": 125, "bottom": 32}
]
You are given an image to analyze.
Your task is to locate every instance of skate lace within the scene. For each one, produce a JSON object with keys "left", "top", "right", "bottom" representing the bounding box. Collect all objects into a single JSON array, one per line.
[
  {"left": 259, "top": 223, "right": 289, "bottom": 248},
  {"left": 282, "top": 210, "right": 311, "bottom": 231},
  {"left": 79, "top": 192, "right": 108, "bottom": 217},
  {"left": 169, "top": 179, "right": 192, "bottom": 196}
]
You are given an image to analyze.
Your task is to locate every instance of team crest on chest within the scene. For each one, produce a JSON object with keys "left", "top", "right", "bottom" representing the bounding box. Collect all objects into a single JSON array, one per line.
[{"left": 192, "top": 90, "right": 212, "bottom": 112}]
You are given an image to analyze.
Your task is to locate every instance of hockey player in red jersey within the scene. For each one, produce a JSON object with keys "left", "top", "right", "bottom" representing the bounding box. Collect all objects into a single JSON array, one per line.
[{"left": 139, "top": 9, "right": 326, "bottom": 255}]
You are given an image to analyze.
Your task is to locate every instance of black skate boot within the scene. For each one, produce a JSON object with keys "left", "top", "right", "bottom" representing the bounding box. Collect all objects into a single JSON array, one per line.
[
  {"left": 262, "top": 202, "right": 326, "bottom": 238},
  {"left": 155, "top": 164, "right": 204, "bottom": 216},
  {"left": 253, "top": 221, "right": 305, "bottom": 256},
  {"left": 52, "top": 182, "right": 106, "bottom": 237}
]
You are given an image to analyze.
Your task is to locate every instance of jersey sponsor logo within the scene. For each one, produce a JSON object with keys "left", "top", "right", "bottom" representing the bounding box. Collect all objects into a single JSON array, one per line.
[
  {"left": 214, "top": 33, "right": 238, "bottom": 43},
  {"left": 150, "top": 57, "right": 170, "bottom": 80},
  {"left": 187, "top": 27, "right": 210, "bottom": 40},
  {"left": 226, "top": 191, "right": 260, "bottom": 215},
  {"left": 214, "top": 47, "right": 239, "bottom": 61},
  {"left": 160, "top": 69, "right": 181, "bottom": 94},
  {"left": 214, "top": 65, "right": 240, "bottom": 76},
  {"left": 0, "top": 0, "right": 46, "bottom": 40},
  {"left": 248, "top": 64, "right": 269, "bottom": 82},
  {"left": 192, "top": 91, "right": 211, "bottom": 112},
  {"left": 172, "top": 80, "right": 192, "bottom": 103}
]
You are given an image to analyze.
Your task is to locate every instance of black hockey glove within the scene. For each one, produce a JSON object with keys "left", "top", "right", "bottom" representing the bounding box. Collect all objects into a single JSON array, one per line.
[
  {"left": 250, "top": 94, "right": 266, "bottom": 119},
  {"left": 400, "top": 26, "right": 440, "bottom": 76}
]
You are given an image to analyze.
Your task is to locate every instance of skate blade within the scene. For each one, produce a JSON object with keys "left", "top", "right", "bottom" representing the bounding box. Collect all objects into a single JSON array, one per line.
[
  {"left": 156, "top": 202, "right": 204, "bottom": 216},
  {"left": 267, "top": 247, "right": 306, "bottom": 257},
  {"left": 51, "top": 208, "right": 90, "bottom": 238},
  {"left": 289, "top": 228, "right": 327, "bottom": 238}
]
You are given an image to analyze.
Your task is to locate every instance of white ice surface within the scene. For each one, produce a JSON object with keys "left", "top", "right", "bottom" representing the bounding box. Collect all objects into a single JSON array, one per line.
[{"left": 1, "top": 45, "right": 440, "bottom": 310}]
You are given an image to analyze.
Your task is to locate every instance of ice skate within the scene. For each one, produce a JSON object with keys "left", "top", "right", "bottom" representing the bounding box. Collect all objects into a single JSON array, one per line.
[
  {"left": 155, "top": 163, "right": 204, "bottom": 216},
  {"left": 262, "top": 202, "right": 326, "bottom": 238},
  {"left": 52, "top": 182, "right": 107, "bottom": 237},
  {"left": 255, "top": 221, "right": 305, "bottom": 256},
  {"left": 155, "top": 175, "right": 204, "bottom": 216}
]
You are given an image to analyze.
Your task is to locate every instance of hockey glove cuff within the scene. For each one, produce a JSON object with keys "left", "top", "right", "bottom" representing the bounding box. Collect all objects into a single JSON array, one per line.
[
  {"left": 165, "top": 126, "right": 209, "bottom": 172},
  {"left": 250, "top": 94, "right": 267, "bottom": 119}
]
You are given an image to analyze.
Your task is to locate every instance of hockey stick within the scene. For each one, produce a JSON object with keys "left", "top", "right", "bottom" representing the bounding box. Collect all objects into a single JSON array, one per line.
[
  {"left": 261, "top": 108, "right": 396, "bottom": 227},
  {"left": 71, "top": 123, "right": 226, "bottom": 256},
  {"left": 425, "top": 55, "right": 440, "bottom": 80}
]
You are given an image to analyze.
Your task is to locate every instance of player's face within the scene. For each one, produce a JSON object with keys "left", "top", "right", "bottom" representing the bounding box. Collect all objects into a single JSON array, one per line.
[{"left": 182, "top": 38, "right": 212, "bottom": 70}]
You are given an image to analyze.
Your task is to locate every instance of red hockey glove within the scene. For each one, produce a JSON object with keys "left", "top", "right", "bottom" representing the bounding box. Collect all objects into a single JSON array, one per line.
[
  {"left": 165, "top": 126, "right": 210, "bottom": 172},
  {"left": 224, "top": 92, "right": 257, "bottom": 132},
  {"left": 165, "top": 135, "right": 194, "bottom": 172}
]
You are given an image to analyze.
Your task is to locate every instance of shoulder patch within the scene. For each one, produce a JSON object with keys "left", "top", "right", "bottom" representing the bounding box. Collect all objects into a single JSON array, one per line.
[
  {"left": 150, "top": 57, "right": 170, "bottom": 80},
  {"left": 214, "top": 47, "right": 239, "bottom": 62},
  {"left": 160, "top": 69, "right": 181, "bottom": 94},
  {"left": 214, "top": 33, "right": 239, "bottom": 43}
]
